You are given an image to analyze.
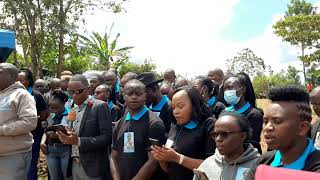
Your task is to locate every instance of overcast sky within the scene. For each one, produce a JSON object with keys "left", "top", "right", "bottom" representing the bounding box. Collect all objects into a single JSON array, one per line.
[{"left": 10, "top": 0, "right": 320, "bottom": 78}]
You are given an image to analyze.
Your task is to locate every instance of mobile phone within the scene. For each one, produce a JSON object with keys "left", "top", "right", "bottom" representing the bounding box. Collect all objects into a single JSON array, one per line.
[
  {"left": 149, "top": 138, "right": 162, "bottom": 147},
  {"left": 52, "top": 124, "right": 68, "bottom": 134}
]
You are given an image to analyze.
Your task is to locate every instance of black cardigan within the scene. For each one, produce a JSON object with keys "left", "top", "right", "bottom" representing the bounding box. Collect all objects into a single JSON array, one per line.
[{"left": 245, "top": 150, "right": 320, "bottom": 180}]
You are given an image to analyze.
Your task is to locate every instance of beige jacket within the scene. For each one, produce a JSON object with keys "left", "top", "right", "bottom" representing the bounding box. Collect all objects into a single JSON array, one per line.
[{"left": 0, "top": 82, "right": 37, "bottom": 156}]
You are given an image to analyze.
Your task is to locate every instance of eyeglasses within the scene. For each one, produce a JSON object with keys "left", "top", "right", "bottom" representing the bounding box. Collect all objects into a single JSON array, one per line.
[
  {"left": 193, "top": 84, "right": 203, "bottom": 88},
  {"left": 68, "top": 88, "right": 87, "bottom": 95},
  {"left": 211, "top": 131, "right": 243, "bottom": 139}
]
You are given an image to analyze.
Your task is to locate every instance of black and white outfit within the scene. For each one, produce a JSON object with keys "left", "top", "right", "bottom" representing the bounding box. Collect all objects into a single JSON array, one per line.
[
  {"left": 112, "top": 106, "right": 166, "bottom": 180},
  {"left": 165, "top": 118, "right": 215, "bottom": 180}
]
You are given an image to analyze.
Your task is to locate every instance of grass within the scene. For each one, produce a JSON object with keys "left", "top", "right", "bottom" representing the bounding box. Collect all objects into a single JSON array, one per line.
[{"left": 256, "top": 99, "right": 269, "bottom": 152}]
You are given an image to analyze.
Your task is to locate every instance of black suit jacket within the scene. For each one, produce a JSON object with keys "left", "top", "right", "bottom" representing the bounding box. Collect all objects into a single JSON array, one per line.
[{"left": 77, "top": 99, "right": 112, "bottom": 179}]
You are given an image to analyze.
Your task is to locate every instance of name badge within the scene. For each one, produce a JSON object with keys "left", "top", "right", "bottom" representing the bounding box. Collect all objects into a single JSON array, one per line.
[
  {"left": 235, "top": 167, "right": 249, "bottom": 180},
  {"left": 124, "top": 132, "right": 135, "bottom": 153},
  {"left": 315, "top": 132, "right": 320, "bottom": 150},
  {"left": 165, "top": 139, "right": 174, "bottom": 148}
]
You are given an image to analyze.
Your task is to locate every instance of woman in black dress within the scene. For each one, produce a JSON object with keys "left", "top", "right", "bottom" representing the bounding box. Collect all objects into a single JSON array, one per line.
[{"left": 151, "top": 86, "right": 215, "bottom": 180}]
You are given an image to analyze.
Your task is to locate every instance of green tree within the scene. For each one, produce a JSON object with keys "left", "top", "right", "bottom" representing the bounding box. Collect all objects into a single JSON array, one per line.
[
  {"left": 63, "top": 37, "right": 93, "bottom": 74},
  {"left": 1, "top": 0, "right": 48, "bottom": 78},
  {"left": 268, "top": 73, "right": 296, "bottom": 87},
  {"left": 118, "top": 59, "right": 157, "bottom": 77},
  {"left": 6, "top": 52, "right": 27, "bottom": 68},
  {"left": 79, "top": 24, "right": 134, "bottom": 71},
  {"left": 253, "top": 72, "right": 299, "bottom": 98},
  {"left": 285, "top": 0, "right": 316, "bottom": 16},
  {"left": 48, "top": 0, "right": 125, "bottom": 77},
  {"left": 252, "top": 75, "right": 269, "bottom": 98},
  {"left": 306, "top": 62, "right": 320, "bottom": 85},
  {"left": 273, "top": 0, "right": 320, "bottom": 83},
  {"left": 286, "top": 65, "right": 301, "bottom": 85},
  {"left": 0, "top": 0, "right": 125, "bottom": 78},
  {"left": 226, "top": 48, "right": 266, "bottom": 77}
]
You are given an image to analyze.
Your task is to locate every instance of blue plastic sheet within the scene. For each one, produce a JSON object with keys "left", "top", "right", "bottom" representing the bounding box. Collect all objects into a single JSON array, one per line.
[{"left": 0, "top": 29, "right": 15, "bottom": 49}]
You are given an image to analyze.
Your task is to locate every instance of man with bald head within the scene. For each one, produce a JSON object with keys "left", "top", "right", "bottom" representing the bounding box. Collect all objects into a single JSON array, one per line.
[
  {"left": 164, "top": 68, "right": 176, "bottom": 88},
  {"left": 34, "top": 79, "right": 48, "bottom": 95},
  {"left": 120, "top": 72, "right": 137, "bottom": 88},
  {"left": 102, "top": 70, "right": 120, "bottom": 105},
  {"left": 119, "top": 72, "right": 137, "bottom": 104},
  {"left": 0, "top": 63, "right": 37, "bottom": 180},
  {"left": 61, "top": 70, "right": 73, "bottom": 76},
  {"left": 50, "top": 78, "right": 61, "bottom": 91},
  {"left": 208, "top": 68, "right": 226, "bottom": 105},
  {"left": 160, "top": 82, "right": 173, "bottom": 96},
  {"left": 207, "top": 68, "right": 224, "bottom": 85},
  {"left": 45, "top": 78, "right": 61, "bottom": 103},
  {"left": 94, "top": 84, "right": 119, "bottom": 122},
  {"left": 60, "top": 75, "right": 73, "bottom": 109},
  {"left": 60, "top": 75, "right": 72, "bottom": 91},
  {"left": 175, "top": 78, "right": 188, "bottom": 89},
  {"left": 89, "top": 73, "right": 105, "bottom": 96}
]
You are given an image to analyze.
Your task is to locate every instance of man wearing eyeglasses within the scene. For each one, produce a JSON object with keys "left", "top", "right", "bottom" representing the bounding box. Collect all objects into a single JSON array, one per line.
[{"left": 57, "top": 74, "right": 112, "bottom": 180}]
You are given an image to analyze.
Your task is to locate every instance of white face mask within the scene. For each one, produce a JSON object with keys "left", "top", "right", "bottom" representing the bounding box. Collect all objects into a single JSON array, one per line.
[{"left": 224, "top": 89, "right": 241, "bottom": 105}]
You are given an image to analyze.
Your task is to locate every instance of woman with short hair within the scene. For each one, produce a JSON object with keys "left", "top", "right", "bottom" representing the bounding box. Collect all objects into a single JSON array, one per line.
[{"left": 194, "top": 111, "right": 259, "bottom": 180}]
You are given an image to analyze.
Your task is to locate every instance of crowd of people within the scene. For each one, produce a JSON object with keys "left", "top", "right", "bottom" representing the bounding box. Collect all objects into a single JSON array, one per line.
[{"left": 0, "top": 63, "right": 320, "bottom": 180}]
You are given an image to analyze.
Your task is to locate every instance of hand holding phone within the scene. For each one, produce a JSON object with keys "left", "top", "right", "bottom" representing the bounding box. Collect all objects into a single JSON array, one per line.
[
  {"left": 149, "top": 138, "right": 162, "bottom": 147},
  {"left": 52, "top": 124, "right": 68, "bottom": 134}
]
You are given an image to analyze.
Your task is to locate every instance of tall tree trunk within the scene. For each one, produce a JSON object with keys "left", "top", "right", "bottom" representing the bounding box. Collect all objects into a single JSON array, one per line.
[
  {"left": 12, "top": 4, "right": 30, "bottom": 69},
  {"left": 28, "top": 23, "right": 39, "bottom": 79},
  {"left": 21, "top": 41, "right": 30, "bottom": 69},
  {"left": 13, "top": 50, "right": 18, "bottom": 66},
  {"left": 57, "top": 30, "right": 64, "bottom": 78},
  {"left": 57, "top": 0, "right": 65, "bottom": 78},
  {"left": 23, "top": 0, "right": 39, "bottom": 79},
  {"left": 302, "top": 45, "right": 306, "bottom": 84},
  {"left": 36, "top": 0, "right": 45, "bottom": 79},
  {"left": 39, "top": 60, "right": 44, "bottom": 78}
]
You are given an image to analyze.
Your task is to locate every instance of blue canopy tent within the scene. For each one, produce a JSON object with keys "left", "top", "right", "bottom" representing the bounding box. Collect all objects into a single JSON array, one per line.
[{"left": 0, "top": 29, "right": 16, "bottom": 63}]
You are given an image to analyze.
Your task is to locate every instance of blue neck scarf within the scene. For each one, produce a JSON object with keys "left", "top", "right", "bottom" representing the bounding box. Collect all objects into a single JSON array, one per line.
[
  {"left": 125, "top": 106, "right": 149, "bottom": 121},
  {"left": 226, "top": 102, "right": 251, "bottom": 114},
  {"left": 27, "top": 87, "right": 33, "bottom": 95},
  {"left": 150, "top": 95, "right": 169, "bottom": 111},
  {"left": 271, "top": 138, "right": 316, "bottom": 170},
  {"left": 183, "top": 119, "right": 198, "bottom": 129},
  {"left": 108, "top": 101, "right": 114, "bottom": 109}
]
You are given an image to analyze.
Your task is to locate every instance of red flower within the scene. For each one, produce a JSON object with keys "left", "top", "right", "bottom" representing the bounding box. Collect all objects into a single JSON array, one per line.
[
  {"left": 67, "top": 109, "right": 76, "bottom": 121},
  {"left": 87, "top": 101, "right": 94, "bottom": 108}
]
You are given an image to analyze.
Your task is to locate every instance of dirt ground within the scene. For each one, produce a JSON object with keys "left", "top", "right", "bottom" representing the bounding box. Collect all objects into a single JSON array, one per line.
[{"left": 38, "top": 151, "right": 48, "bottom": 179}]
